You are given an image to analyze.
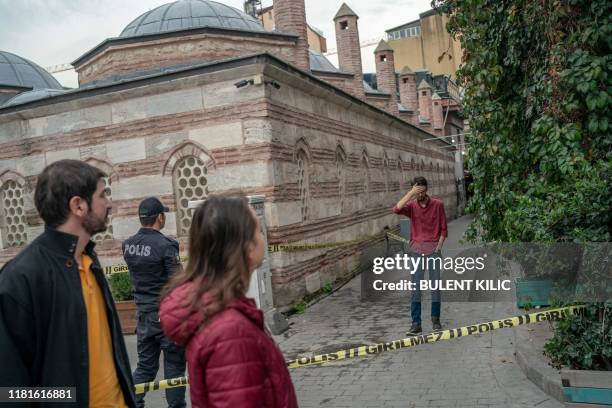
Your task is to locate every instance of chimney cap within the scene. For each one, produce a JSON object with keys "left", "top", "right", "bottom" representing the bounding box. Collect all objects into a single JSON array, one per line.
[
  {"left": 374, "top": 39, "right": 394, "bottom": 53},
  {"left": 417, "top": 79, "right": 433, "bottom": 90},
  {"left": 334, "top": 3, "right": 358, "bottom": 19},
  {"left": 400, "top": 66, "right": 415, "bottom": 76},
  {"left": 432, "top": 92, "right": 442, "bottom": 100}
]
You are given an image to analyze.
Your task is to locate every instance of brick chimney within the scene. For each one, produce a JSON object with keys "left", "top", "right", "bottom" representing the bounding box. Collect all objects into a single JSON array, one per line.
[
  {"left": 334, "top": 3, "right": 364, "bottom": 98},
  {"left": 399, "top": 66, "right": 417, "bottom": 123},
  {"left": 273, "top": 0, "right": 310, "bottom": 71},
  {"left": 432, "top": 92, "right": 444, "bottom": 130},
  {"left": 374, "top": 40, "right": 399, "bottom": 115},
  {"left": 417, "top": 79, "right": 433, "bottom": 122}
]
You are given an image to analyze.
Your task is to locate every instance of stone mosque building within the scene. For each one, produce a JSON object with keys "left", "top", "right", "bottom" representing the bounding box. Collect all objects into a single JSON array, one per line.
[{"left": 0, "top": 0, "right": 462, "bottom": 306}]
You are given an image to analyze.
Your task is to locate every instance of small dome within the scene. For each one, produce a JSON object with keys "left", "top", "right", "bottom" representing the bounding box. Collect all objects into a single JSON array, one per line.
[
  {"left": 120, "top": 0, "right": 265, "bottom": 37},
  {"left": 309, "top": 49, "right": 340, "bottom": 73},
  {"left": 2, "top": 88, "right": 66, "bottom": 107},
  {"left": 0, "top": 51, "right": 62, "bottom": 90}
]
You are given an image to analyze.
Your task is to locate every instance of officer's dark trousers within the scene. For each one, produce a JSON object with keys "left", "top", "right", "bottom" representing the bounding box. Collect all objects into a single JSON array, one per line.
[{"left": 133, "top": 310, "right": 186, "bottom": 408}]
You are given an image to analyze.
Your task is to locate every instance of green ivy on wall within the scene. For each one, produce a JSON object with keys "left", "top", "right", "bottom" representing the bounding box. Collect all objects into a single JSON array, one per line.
[
  {"left": 432, "top": 0, "right": 611, "bottom": 370},
  {"left": 432, "top": 0, "right": 611, "bottom": 243}
]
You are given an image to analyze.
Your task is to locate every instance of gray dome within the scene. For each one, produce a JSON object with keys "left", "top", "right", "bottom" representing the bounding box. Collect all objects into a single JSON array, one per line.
[
  {"left": 0, "top": 51, "right": 62, "bottom": 90},
  {"left": 120, "top": 0, "right": 265, "bottom": 37},
  {"left": 2, "top": 88, "right": 66, "bottom": 107},
  {"left": 309, "top": 49, "right": 339, "bottom": 73}
]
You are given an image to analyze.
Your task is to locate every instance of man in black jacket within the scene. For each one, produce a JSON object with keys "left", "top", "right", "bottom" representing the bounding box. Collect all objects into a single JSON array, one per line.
[
  {"left": 123, "top": 197, "right": 186, "bottom": 408},
  {"left": 0, "top": 160, "right": 136, "bottom": 407}
]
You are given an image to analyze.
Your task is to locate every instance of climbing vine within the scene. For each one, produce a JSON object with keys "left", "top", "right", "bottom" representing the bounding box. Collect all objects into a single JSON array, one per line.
[
  {"left": 432, "top": 0, "right": 611, "bottom": 369},
  {"left": 432, "top": 0, "right": 611, "bottom": 243}
]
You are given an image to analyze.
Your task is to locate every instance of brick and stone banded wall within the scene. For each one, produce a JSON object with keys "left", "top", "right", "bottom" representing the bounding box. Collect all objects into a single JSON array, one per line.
[
  {"left": 75, "top": 32, "right": 297, "bottom": 85},
  {"left": 261, "top": 66, "right": 457, "bottom": 305}
]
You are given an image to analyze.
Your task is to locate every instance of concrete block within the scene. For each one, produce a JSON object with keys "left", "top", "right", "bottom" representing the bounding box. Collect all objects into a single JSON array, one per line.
[
  {"left": 107, "top": 138, "right": 146, "bottom": 163},
  {"left": 270, "top": 202, "right": 302, "bottom": 226},
  {"left": 268, "top": 82, "right": 295, "bottom": 108},
  {"left": 202, "top": 80, "right": 264, "bottom": 109},
  {"left": 30, "top": 105, "right": 112, "bottom": 136},
  {"left": 80, "top": 144, "right": 108, "bottom": 160},
  {"left": 112, "top": 88, "right": 204, "bottom": 124},
  {"left": 0, "top": 120, "right": 24, "bottom": 143},
  {"left": 305, "top": 271, "right": 321, "bottom": 294},
  {"left": 0, "top": 159, "right": 17, "bottom": 174},
  {"left": 146, "top": 88, "right": 203, "bottom": 117},
  {"left": 270, "top": 119, "right": 296, "bottom": 144},
  {"left": 243, "top": 119, "right": 272, "bottom": 144},
  {"left": 189, "top": 122, "right": 242, "bottom": 150},
  {"left": 45, "top": 148, "right": 80, "bottom": 164},
  {"left": 145, "top": 131, "right": 188, "bottom": 157},
  {"left": 311, "top": 197, "right": 340, "bottom": 218},
  {"left": 110, "top": 216, "right": 141, "bottom": 240},
  {"left": 208, "top": 162, "right": 271, "bottom": 189},
  {"left": 292, "top": 89, "right": 314, "bottom": 114},
  {"left": 112, "top": 175, "right": 173, "bottom": 200},
  {"left": 17, "top": 154, "right": 46, "bottom": 177}
]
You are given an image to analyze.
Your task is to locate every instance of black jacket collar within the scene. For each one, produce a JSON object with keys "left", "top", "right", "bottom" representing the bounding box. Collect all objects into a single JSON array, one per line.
[{"left": 38, "top": 226, "right": 97, "bottom": 259}]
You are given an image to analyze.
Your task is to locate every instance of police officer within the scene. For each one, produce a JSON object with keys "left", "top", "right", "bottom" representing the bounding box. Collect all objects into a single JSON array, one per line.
[{"left": 123, "top": 197, "right": 186, "bottom": 408}]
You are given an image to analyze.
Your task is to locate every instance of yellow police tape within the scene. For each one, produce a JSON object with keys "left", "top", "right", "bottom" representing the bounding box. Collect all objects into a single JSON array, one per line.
[
  {"left": 267, "top": 231, "right": 387, "bottom": 253},
  {"left": 103, "top": 256, "right": 189, "bottom": 276},
  {"left": 105, "top": 232, "right": 391, "bottom": 275},
  {"left": 386, "top": 231, "right": 410, "bottom": 246},
  {"left": 133, "top": 305, "right": 585, "bottom": 394}
]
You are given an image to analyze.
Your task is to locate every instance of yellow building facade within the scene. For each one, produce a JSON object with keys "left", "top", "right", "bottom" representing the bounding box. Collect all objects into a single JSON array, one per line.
[{"left": 386, "top": 9, "right": 462, "bottom": 78}]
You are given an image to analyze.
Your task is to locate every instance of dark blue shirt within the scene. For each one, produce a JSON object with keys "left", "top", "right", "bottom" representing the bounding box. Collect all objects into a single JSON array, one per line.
[{"left": 122, "top": 228, "right": 181, "bottom": 313}]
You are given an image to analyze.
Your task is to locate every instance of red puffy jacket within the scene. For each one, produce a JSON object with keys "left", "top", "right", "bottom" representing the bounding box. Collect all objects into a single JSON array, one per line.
[{"left": 159, "top": 282, "right": 298, "bottom": 408}]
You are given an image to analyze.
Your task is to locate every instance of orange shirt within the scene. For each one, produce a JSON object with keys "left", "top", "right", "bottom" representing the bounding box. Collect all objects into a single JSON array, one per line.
[{"left": 79, "top": 255, "right": 128, "bottom": 408}]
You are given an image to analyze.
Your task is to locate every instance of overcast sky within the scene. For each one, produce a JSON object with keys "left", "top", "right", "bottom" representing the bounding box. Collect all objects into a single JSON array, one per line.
[{"left": 0, "top": 0, "right": 431, "bottom": 82}]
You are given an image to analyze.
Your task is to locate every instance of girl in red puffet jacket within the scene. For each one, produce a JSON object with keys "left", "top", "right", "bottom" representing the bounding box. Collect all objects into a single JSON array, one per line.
[{"left": 159, "top": 194, "right": 298, "bottom": 408}]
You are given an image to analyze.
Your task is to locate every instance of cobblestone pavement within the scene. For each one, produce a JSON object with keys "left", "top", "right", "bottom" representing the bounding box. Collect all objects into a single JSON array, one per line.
[{"left": 126, "top": 215, "right": 564, "bottom": 407}]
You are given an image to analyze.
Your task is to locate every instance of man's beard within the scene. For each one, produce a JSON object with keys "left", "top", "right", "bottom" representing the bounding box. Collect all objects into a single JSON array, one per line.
[{"left": 83, "top": 210, "right": 109, "bottom": 235}]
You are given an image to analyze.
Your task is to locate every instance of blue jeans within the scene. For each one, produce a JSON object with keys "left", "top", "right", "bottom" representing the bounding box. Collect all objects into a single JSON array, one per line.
[{"left": 410, "top": 252, "right": 442, "bottom": 324}]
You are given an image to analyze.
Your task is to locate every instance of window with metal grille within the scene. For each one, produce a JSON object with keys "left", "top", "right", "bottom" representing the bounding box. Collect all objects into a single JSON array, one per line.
[
  {"left": 0, "top": 180, "right": 27, "bottom": 248},
  {"left": 93, "top": 176, "right": 113, "bottom": 242},
  {"left": 174, "top": 156, "right": 208, "bottom": 235},
  {"left": 384, "top": 158, "right": 391, "bottom": 192},
  {"left": 336, "top": 152, "right": 346, "bottom": 213},
  {"left": 297, "top": 150, "right": 310, "bottom": 221},
  {"left": 361, "top": 157, "right": 369, "bottom": 208}
]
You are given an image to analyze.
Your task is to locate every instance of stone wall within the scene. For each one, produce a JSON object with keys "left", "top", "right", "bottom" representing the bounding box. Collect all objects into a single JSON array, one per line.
[
  {"left": 262, "top": 63, "right": 456, "bottom": 305},
  {"left": 0, "top": 58, "right": 456, "bottom": 306},
  {"left": 75, "top": 32, "right": 297, "bottom": 85}
]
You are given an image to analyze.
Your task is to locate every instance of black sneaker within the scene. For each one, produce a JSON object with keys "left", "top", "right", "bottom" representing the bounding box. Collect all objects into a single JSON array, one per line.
[
  {"left": 432, "top": 317, "right": 442, "bottom": 331},
  {"left": 406, "top": 323, "right": 422, "bottom": 336}
]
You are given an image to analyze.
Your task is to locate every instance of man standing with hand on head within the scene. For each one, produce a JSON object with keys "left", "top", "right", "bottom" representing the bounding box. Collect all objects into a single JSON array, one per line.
[
  {"left": 393, "top": 176, "right": 447, "bottom": 335},
  {"left": 123, "top": 197, "right": 186, "bottom": 408}
]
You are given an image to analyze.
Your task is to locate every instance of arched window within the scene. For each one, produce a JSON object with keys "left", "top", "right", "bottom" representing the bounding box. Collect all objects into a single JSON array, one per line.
[
  {"left": 336, "top": 147, "right": 347, "bottom": 214},
  {"left": 397, "top": 156, "right": 405, "bottom": 191},
  {"left": 360, "top": 154, "right": 370, "bottom": 208},
  {"left": 383, "top": 156, "right": 391, "bottom": 193},
  {"left": 0, "top": 180, "right": 27, "bottom": 248},
  {"left": 93, "top": 176, "right": 114, "bottom": 241},
  {"left": 296, "top": 149, "right": 310, "bottom": 221},
  {"left": 173, "top": 156, "right": 209, "bottom": 235}
]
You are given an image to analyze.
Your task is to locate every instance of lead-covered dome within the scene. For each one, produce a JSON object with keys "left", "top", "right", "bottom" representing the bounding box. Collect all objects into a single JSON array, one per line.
[
  {"left": 0, "top": 51, "right": 62, "bottom": 90},
  {"left": 120, "top": 0, "right": 265, "bottom": 37}
]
